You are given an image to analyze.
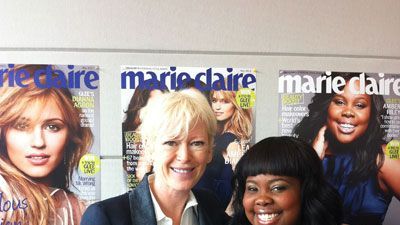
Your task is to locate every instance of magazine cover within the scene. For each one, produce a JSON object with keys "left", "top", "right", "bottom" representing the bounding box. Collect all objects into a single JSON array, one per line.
[
  {"left": 121, "top": 65, "right": 256, "bottom": 208},
  {"left": 0, "top": 64, "right": 100, "bottom": 225},
  {"left": 278, "top": 70, "right": 400, "bottom": 225}
]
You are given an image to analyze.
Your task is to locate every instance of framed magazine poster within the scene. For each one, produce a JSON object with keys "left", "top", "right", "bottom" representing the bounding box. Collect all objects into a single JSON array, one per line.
[
  {"left": 278, "top": 70, "right": 400, "bottom": 225},
  {"left": 120, "top": 66, "right": 256, "bottom": 209},
  {"left": 0, "top": 64, "right": 100, "bottom": 224}
]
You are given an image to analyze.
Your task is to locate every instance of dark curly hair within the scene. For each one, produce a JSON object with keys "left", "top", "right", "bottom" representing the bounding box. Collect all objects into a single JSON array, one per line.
[{"left": 292, "top": 72, "right": 387, "bottom": 184}]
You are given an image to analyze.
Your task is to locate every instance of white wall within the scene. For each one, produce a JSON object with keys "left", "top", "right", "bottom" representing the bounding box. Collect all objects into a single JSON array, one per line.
[{"left": 0, "top": 1, "right": 399, "bottom": 224}]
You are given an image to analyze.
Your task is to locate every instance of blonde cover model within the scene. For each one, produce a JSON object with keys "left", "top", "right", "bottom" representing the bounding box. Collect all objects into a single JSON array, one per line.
[{"left": 0, "top": 65, "right": 93, "bottom": 225}]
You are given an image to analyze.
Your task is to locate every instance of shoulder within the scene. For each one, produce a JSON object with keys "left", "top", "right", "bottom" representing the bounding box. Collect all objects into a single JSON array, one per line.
[
  {"left": 223, "top": 132, "right": 238, "bottom": 140},
  {"left": 81, "top": 193, "right": 131, "bottom": 225},
  {"left": 52, "top": 190, "right": 88, "bottom": 223},
  {"left": 217, "top": 132, "right": 238, "bottom": 147},
  {"left": 193, "top": 189, "right": 230, "bottom": 224},
  {"left": 378, "top": 144, "right": 400, "bottom": 198},
  {"left": 301, "top": 180, "right": 343, "bottom": 225},
  {"left": 92, "top": 192, "right": 130, "bottom": 212},
  {"left": 193, "top": 188, "right": 219, "bottom": 203}
]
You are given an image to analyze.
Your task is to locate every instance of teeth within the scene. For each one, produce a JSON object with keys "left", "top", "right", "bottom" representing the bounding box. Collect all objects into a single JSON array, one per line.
[
  {"left": 30, "top": 156, "right": 46, "bottom": 159},
  {"left": 339, "top": 123, "right": 355, "bottom": 133},
  {"left": 172, "top": 168, "right": 192, "bottom": 173},
  {"left": 257, "top": 213, "right": 279, "bottom": 223},
  {"left": 340, "top": 123, "right": 354, "bottom": 128}
]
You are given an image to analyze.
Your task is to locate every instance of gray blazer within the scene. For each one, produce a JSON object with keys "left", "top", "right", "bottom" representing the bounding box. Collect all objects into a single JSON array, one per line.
[{"left": 81, "top": 174, "right": 230, "bottom": 225}]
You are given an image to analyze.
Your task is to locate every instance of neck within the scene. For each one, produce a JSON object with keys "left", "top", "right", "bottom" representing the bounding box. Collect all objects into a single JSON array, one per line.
[
  {"left": 150, "top": 175, "right": 190, "bottom": 223},
  {"left": 217, "top": 121, "right": 227, "bottom": 134},
  {"left": 33, "top": 176, "right": 53, "bottom": 187},
  {"left": 325, "top": 131, "right": 363, "bottom": 155}
]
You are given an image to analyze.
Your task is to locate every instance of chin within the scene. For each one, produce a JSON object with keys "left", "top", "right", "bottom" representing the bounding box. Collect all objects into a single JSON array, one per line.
[
  {"left": 336, "top": 134, "right": 361, "bottom": 144},
  {"left": 25, "top": 171, "right": 51, "bottom": 179}
]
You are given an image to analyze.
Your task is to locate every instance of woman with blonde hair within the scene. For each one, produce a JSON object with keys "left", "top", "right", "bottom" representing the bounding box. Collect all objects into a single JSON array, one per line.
[
  {"left": 81, "top": 89, "right": 229, "bottom": 225},
  {"left": 0, "top": 65, "right": 93, "bottom": 225},
  {"left": 196, "top": 86, "right": 253, "bottom": 210}
]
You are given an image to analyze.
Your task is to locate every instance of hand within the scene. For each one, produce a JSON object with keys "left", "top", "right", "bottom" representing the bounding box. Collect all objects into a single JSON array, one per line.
[{"left": 312, "top": 125, "right": 328, "bottom": 159}]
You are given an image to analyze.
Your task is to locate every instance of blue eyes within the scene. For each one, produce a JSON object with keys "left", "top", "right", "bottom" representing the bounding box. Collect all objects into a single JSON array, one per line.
[
  {"left": 191, "top": 141, "right": 205, "bottom": 147},
  {"left": 163, "top": 141, "right": 177, "bottom": 146},
  {"left": 162, "top": 140, "right": 207, "bottom": 151}
]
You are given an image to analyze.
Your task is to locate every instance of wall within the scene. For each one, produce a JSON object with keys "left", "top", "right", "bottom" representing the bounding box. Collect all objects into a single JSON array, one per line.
[{"left": 1, "top": 1, "right": 399, "bottom": 224}]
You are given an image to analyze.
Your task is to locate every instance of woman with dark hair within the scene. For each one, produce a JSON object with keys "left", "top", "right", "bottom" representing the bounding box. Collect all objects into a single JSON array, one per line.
[
  {"left": 230, "top": 136, "right": 342, "bottom": 225},
  {"left": 122, "top": 85, "right": 167, "bottom": 134},
  {"left": 293, "top": 72, "right": 400, "bottom": 225},
  {"left": 122, "top": 84, "right": 168, "bottom": 183}
]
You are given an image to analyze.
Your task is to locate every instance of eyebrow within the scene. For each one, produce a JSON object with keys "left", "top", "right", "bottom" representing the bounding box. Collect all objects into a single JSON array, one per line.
[
  {"left": 332, "top": 94, "right": 370, "bottom": 101},
  {"left": 246, "top": 177, "right": 290, "bottom": 185},
  {"left": 16, "top": 117, "right": 65, "bottom": 124},
  {"left": 14, "top": 117, "right": 30, "bottom": 124},
  {"left": 44, "top": 118, "right": 66, "bottom": 123}
]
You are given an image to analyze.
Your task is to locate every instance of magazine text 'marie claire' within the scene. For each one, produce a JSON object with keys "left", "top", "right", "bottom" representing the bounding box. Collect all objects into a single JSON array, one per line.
[
  {"left": 279, "top": 72, "right": 400, "bottom": 96},
  {"left": 0, "top": 64, "right": 99, "bottom": 89}
]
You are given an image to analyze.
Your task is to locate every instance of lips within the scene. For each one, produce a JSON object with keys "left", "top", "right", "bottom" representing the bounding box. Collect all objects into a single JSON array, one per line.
[
  {"left": 256, "top": 212, "right": 280, "bottom": 224},
  {"left": 171, "top": 167, "right": 194, "bottom": 174},
  {"left": 26, "top": 154, "right": 50, "bottom": 166},
  {"left": 337, "top": 122, "right": 356, "bottom": 134}
]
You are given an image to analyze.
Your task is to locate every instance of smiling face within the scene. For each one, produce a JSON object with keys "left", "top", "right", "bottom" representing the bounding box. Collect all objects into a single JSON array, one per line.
[
  {"left": 211, "top": 91, "right": 235, "bottom": 121},
  {"left": 5, "top": 98, "right": 68, "bottom": 183},
  {"left": 326, "top": 80, "right": 371, "bottom": 144},
  {"left": 152, "top": 122, "right": 212, "bottom": 194},
  {"left": 243, "top": 174, "right": 301, "bottom": 225}
]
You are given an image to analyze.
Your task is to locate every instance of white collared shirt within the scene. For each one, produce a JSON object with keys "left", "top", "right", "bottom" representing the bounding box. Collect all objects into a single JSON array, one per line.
[{"left": 148, "top": 175, "right": 199, "bottom": 225}]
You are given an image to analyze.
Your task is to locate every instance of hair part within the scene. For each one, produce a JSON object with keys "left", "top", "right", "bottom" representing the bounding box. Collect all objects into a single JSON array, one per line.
[{"left": 140, "top": 89, "right": 217, "bottom": 158}]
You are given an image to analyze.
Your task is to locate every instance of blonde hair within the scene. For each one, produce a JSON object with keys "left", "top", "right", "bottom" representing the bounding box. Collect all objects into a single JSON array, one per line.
[
  {"left": 210, "top": 89, "right": 253, "bottom": 140},
  {"left": 140, "top": 89, "right": 217, "bottom": 156},
  {"left": 0, "top": 65, "right": 93, "bottom": 225}
]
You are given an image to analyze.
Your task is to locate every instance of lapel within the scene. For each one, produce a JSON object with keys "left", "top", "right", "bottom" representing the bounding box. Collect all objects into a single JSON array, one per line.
[
  {"left": 197, "top": 204, "right": 213, "bottom": 225},
  {"left": 194, "top": 191, "right": 214, "bottom": 225},
  {"left": 127, "top": 175, "right": 223, "bottom": 225},
  {"left": 128, "top": 174, "right": 157, "bottom": 225}
]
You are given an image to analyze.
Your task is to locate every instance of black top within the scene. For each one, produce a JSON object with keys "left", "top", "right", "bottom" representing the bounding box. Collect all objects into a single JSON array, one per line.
[{"left": 81, "top": 173, "right": 230, "bottom": 225}]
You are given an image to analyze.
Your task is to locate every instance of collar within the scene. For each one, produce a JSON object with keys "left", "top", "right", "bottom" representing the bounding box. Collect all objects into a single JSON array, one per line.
[{"left": 148, "top": 174, "right": 198, "bottom": 223}]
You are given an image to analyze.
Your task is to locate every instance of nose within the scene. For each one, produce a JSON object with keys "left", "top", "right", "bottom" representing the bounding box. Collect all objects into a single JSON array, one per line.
[
  {"left": 176, "top": 144, "right": 190, "bottom": 162},
  {"left": 30, "top": 127, "right": 45, "bottom": 149},
  {"left": 255, "top": 193, "right": 273, "bottom": 206},
  {"left": 213, "top": 101, "right": 221, "bottom": 110},
  {"left": 342, "top": 107, "right": 355, "bottom": 118}
]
